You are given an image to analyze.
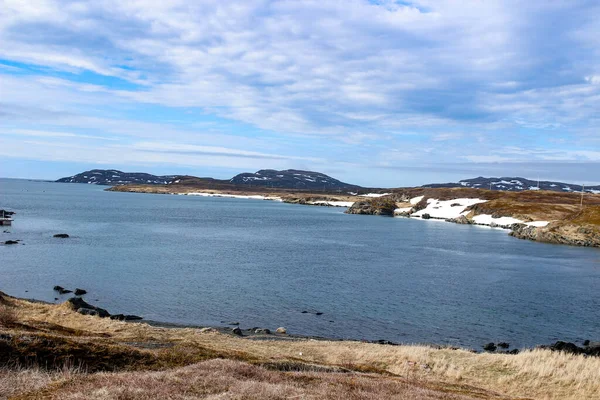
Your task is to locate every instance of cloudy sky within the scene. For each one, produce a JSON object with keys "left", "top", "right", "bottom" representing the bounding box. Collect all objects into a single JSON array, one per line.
[{"left": 1, "top": 0, "right": 599, "bottom": 187}]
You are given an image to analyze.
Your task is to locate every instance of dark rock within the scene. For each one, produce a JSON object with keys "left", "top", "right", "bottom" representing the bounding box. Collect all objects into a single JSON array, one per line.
[
  {"left": 450, "top": 203, "right": 461, "bottom": 207},
  {"left": 537, "top": 341, "right": 600, "bottom": 356},
  {"left": 4, "top": 240, "right": 19, "bottom": 245},
  {"left": 421, "top": 213, "right": 431, "bottom": 220},
  {"left": 497, "top": 342, "right": 510, "bottom": 349},
  {"left": 232, "top": 327, "right": 242, "bottom": 335},
  {"left": 53, "top": 233, "right": 70, "bottom": 238},
  {"left": 58, "top": 289, "right": 73, "bottom": 294},
  {"left": 74, "top": 288, "right": 87, "bottom": 296},
  {"left": 583, "top": 340, "right": 590, "bottom": 346},
  {"left": 54, "top": 298, "right": 59, "bottom": 301},
  {"left": 483, "top": 342, "right": 497, "bottom": 352},
  {"left": 0, "top": 333, "right": 12, "bottom": 341},
  {"left": 301, "top": 311, "right": 309, "bottom": 314},
  {"left": 315, "top": 312, "right": 323, "bottom": 316},
  {"left": 508, "top": 349, "right": 520, "bottom": 355},
  {"left": 375, "top": 340, "right": 398, "bottom": 346},
  {"left": 67, "top": 297, "right": 110, "bottom": 318},
  {"left": 77, "top": 308, "right": 100, "bottom": 316},
  {"left": 110, "top": 314, "right": 143, "bottom": 321}
]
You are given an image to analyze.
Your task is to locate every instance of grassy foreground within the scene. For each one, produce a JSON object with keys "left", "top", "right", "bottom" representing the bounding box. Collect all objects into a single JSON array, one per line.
[{"left": 1, "top": 293, "right": 599, "bottom": 399}]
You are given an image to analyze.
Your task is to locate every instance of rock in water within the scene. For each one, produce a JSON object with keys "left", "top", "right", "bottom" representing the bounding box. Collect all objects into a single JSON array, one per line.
[
  {"left": 276, "top": 327, "right": 287, "bottom": 334},
  {"left": 53, "top": 233, "right": 70, "bottom": 238},
  {"left": 497, "top": 342, "right": 510, "bottom": 349},
  {"left": 4, "top": 240, "right": 19, "bottom": 245},
  {"left": 483, "top": 342, "right": 497, "bottom": 352},
  {"left": 232, "top": 327, "right": 242, "bottom": 335},
  {"left": 74, "top": 288, "right": 87, "bottom": 296},
  {"left": 53, "top": 286, "right": 64, "bottom": 291}
]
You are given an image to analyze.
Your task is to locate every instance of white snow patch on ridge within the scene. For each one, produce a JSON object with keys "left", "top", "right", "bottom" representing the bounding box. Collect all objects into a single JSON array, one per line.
[
  {"left": 309, "top": 201, "right": 355, "bottom": 207},
  {"left": 410, "top": 196, "right": 424, "bottom": 205},
  {"left": 360, "top": 193, "right": 391, "bottom": 198},
  {"left": 412, "top": 198, "right": 487, "bottom": 220},
  {"left": 472, "top": 214, "right": 522, "bottom": 227},
  {"left": 186, "top": 192, "right": 282, "bottom": 201}
]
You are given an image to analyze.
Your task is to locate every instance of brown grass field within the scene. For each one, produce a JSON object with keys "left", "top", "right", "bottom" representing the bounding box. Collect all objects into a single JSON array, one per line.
[{"left": 1, "top": 292, "right": 599, "bottom": 399}]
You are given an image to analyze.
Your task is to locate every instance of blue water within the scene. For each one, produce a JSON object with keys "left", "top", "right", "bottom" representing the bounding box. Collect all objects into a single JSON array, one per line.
[{"left": 1, "top": 178, "right": 599, "bottom": 349}]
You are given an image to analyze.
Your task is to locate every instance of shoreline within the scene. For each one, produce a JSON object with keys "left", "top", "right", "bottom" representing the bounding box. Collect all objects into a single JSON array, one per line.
[
  {"left": 3, "top": 290, "right": 592, "bottom": 355},
  {"left": 107, "top": 184, "right": 600, "bottom": 247}
]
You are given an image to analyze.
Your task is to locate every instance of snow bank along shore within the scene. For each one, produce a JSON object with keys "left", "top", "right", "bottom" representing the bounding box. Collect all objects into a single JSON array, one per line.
[
  {"left": 395, "top": 197, "right": 550, "bottom": 229},
  {"left": 182, "top": 192, "right": 283, "bottom": 201}
]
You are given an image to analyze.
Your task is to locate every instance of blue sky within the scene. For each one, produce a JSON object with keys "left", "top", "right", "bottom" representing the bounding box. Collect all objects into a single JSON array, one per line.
[{"left": 1, "top": 0, "right": 599, "bottom": 187}]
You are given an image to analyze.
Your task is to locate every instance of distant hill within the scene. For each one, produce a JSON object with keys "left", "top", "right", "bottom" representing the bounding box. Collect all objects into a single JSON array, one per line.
[
  {"left": 56, "top": 168, "right": 363, "bottom": 190},
  {"left": 423, "top": 177, "right": 600, "bottom": 193},
  {"left": 56, "top": 169, "right": 176, "bottom": 185},
  {"left": 229, "top": 169, "right": 362, "bottom": 190}
]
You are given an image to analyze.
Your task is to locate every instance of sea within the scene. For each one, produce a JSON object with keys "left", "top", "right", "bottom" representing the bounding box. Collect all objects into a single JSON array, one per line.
[{"left": 1, "top": 178, "right": 599, "bottom": 349}]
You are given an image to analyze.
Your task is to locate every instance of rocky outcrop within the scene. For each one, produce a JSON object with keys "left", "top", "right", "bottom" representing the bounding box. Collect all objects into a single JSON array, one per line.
[
  {"left": 510, "top": 223, "right": 600, "bottom": 247},
  {"left": 345, "top": 197, "right": 396, "bottom": 216},
  {"left": 539, "top": 341, "right": 600, "bottom": 357},
  {"left": 67, "top": 297, "right": 110, "bottom": 318},
  {"left": 446, "top": 215, "right": 471, "bottom": 224},
  {"left": 53, "top": 233, "right": 70, "bottom": 238}
]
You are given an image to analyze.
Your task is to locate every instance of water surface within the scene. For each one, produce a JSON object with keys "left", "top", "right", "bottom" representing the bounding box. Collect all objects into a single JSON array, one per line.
[{"left": 1, "top": 178, "right": 599, "bottom": 348}]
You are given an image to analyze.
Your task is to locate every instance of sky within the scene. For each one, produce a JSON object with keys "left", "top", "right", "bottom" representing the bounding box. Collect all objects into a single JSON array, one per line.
[{"left": 1, "top": 0, "right": 599, "bottom": 187}]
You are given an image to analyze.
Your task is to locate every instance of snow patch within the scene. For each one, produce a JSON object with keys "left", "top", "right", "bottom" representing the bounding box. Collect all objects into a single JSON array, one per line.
[
  {"left": 360, "top": 193, "right": 391, "bottom": 198},
  {"left": 525, "top": 221, "right": 550, "bottom": 227},
  {"left": 412, "top": 198, "right": 487, "bottom": 219},
  {"left": 186, "top": 192, "right": 282, "bottom": 201},
  {"left": 410, "top": 196, "right": 424, "bottom": 205},
  {"left": 309, "top": 201, "right": 355, "bottom": 207},
  {"left": 472, "top": 214, "right": 522, "bottom": 227}
]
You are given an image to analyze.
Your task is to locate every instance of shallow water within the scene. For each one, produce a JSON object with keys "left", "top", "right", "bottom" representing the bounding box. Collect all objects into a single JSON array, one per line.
[{"left": 1, "top": 178, "right": 599, "bottom": 348}]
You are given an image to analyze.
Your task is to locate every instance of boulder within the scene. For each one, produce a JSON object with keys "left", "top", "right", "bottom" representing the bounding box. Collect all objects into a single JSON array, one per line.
[
  {"left": 67, "top": 297, "right": 110, "bottom": 318},
  {"left": 232, "top": 327, "right": 242, "bottom": 335},
  {"left": 110, "top": 314, "right": 143, "bottom": 321},
  {"left": 483, "top": 342, "right": 497, "bottom": 352},
  {"left": 276, "top": 327, "right": 287, "bottom": 334},
  {"left": 421, "top": 213, "right": 431, "bottom": 220},
  {"left": 77, "top": 308, "right": 99, "bottom": 316},
  {"left": 4, "top": 240, "right": 19, "bottom": 245},
  {"left": 345, "top": 197, "right": 396, "bottom": 216},
  {"left": 53, "top": 286, "right": 64, "bottom": 291},
  {"left": 74, "top": 288, "right": 87, "bottom": 296},
  {"left": 254, "top": 328, "right": 271, "bottom": 334},
  {"left": 447, "top": 215, "right": 470, "bottom": 224},
  {"left": 497, "top": 342, "right": 510, "bottom": 349},
  {"left": 53, "top": 233, "right": 70, "bottom": 238}
]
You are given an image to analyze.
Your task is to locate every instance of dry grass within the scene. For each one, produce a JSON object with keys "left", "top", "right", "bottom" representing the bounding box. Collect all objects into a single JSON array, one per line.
[
  {"left": 2, "top": 293, "right": 600, "bottom": 399},
  {"left": 11, "top": 359, "right": 500, "bottom": 400}
]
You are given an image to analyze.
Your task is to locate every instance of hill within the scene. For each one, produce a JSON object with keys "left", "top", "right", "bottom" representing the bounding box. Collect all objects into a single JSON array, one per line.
[
  {"left": 56, "top": 169, "right": 176, "bottom": 185},
  {"left": 229, "top": 169, "right": 361, "bottom": 190},
  {"left": 57, "top": 169, "right": 364, "bottom": 191},
  {"left": 423, "top": 176, "right": 600, "bottom": 193}
]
